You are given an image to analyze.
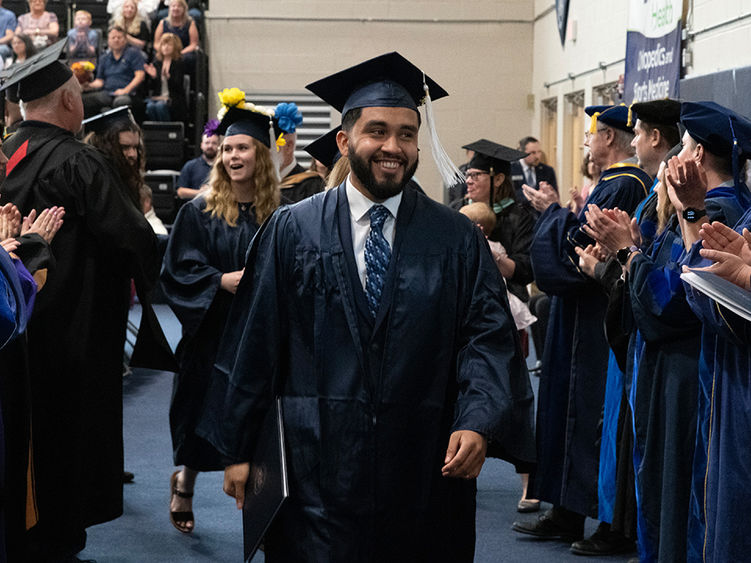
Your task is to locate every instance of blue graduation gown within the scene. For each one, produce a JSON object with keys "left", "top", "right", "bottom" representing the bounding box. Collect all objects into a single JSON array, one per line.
[
  {"left": 198, "top": 184, "right": 532, "bottom": 562},
  {"left": 530, "top": 162, "right": 651, "bottom": 517},
  {"left": 161, "top": 197, "right": 260, "bottom": 470},
  {"left": 683, "top": 203, "right": 751, "bottom": 562}
]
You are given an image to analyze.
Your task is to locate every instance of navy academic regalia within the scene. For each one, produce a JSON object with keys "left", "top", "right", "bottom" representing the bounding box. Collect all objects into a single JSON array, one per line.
[
  {"left": 161, "top": 197, "right": 260, "bottom": 470},
  {"left": 198, "top": 184, "right": 532, "bottom": 562},
  {"left": 530, "top": 161, "right": 651, "bottom": 517},
  {"left": 280, "top": 162, "right": 324, "bottom": 204},
  {"left": 682, "top": 205, "right": 751, "bottom": 562}
]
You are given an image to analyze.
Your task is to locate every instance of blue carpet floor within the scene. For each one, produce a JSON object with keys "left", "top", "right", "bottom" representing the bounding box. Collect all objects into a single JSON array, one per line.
[{"left": 78, "top": 306, "right": 632, "bottom": 562}]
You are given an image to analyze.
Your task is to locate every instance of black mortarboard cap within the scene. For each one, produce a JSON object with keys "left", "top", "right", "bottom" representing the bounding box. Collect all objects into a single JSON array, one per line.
[
  {"left": 216, "top": 106, "right": 275, "bottom": 148},
  {"left": 585, "top": 104, "right": 633, "bottom": 133},
  {"left": 463, "top": 139, "right": 527, "bottom": 176},
  {"left": 304, "top": 126, "right": 342, "bottom": 169},
  {"left": 0, "top": 39, "right": 72, "bottom": 102},
  {"left": 305, "top": 52, "right": 448, "bottom": 116},
  {"left": 629, "top": 99, "right": 681, "bottom": 127},
  {"left": 82, "top": 106, "right": 134, "bottom": 135}
]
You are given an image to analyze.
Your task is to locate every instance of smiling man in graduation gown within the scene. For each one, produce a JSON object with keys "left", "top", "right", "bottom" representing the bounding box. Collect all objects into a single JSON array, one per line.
[
  {"left": 197, "top": 52, "right": 532, "bottom": 562},
  {"left": 0, "top": 41, "right": 167, "bottom": 561}
]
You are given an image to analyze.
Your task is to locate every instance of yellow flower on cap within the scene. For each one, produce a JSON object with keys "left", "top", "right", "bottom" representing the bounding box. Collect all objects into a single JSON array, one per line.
[{"left": 217, "top": 87, "right": 246, "bottom": 109}]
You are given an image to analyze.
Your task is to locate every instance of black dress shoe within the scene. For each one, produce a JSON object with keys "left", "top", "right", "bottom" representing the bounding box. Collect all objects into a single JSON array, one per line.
[
  {"left": 512, "top": 508, "right": 584, "bottom": 541},
  {"left": 570, "top": 523, "right": 636, "bottom": 556}
]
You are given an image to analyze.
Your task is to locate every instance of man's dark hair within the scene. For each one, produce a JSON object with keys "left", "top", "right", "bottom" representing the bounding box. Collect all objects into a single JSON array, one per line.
[
  {"left": 108, "top": 25, "right": 126, "bottom": 36},
  {"left": 640, "top": 121, "right": 681, "bottom": 152},
  {"left": 518, "top": 136, "right": 539, "bottom": 151},
  {"left": 85, "top": 122, "right": 145, "bottom": 209},
  {"left": 341, "top": 106, "right": 422, "bottom": 132}
]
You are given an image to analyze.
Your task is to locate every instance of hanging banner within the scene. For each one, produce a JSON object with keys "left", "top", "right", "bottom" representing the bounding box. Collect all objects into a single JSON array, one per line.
[
  {"left": 623, "top": 0, "right": 682, "bottom": 104},
  {"left": 556, "top": 0, "right": 570, "bottom": 46}
]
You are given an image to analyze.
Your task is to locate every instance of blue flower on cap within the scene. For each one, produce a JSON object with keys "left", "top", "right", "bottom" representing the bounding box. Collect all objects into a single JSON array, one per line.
[{"left": 275, "top": 103, "right": 303, "bottom": 134}]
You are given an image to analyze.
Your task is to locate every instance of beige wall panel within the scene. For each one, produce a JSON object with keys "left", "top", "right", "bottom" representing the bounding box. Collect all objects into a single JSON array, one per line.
[{"left": 207, "top": 13, "right": 534, "bottom": 201}]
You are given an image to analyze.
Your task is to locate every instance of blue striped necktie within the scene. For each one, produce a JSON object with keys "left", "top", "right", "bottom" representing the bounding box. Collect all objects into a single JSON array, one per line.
[{"left": 364, "top": 204, "right": 391, "bottom": 319}]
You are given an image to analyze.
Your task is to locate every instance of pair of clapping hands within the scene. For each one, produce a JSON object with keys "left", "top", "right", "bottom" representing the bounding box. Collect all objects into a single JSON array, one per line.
[{"left": 0, "top": 203, "right": 65, "bottom": 254}]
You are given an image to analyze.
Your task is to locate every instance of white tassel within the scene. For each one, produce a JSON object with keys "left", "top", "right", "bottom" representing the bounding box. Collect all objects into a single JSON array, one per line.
[{"left": 422, "top": 79, "right": 465, "bottom": 189}]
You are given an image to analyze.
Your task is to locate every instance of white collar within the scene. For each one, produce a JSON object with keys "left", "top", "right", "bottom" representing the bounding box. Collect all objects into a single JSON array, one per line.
[
  {"left": 280, "top": 159, "right": 297, "bottom": 179},
  {"left": 520, "top": 159, "right": 533, "bottom": 172},
  {"left": 345, "top": 174, "right": 402, "bottom": 223}
]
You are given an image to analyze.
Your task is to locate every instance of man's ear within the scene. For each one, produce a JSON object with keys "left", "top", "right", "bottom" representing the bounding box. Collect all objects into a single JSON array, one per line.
[
  {"left": 694, "top": 143, "right": 705, "bottom": 165},
  {"left": 604, "top": 127, "right": 616, "bottom": 147},
  {"left": 650, "top": 127, "right": 661, "bottom": 149},
  {"left": 60, "top": 89, "right": 74, "bottom": 111},
  {"left": 336, "top": 129, "right": 349, "bottom": 157}
]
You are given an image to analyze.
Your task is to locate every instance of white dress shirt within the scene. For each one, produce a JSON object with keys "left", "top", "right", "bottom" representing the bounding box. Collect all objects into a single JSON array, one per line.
[{"left": 346, "top": 175, "right": 402, "bottom": 289}]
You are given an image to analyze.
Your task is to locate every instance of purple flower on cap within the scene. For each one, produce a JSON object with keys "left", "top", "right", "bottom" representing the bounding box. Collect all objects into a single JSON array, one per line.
[{"left": 203, "top": 119, "right": 220, "bottom": 137}]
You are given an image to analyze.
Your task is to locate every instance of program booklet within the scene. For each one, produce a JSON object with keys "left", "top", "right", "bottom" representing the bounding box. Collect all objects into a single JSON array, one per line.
[
  {"left": 681, "top": 269, "right": 751, "bottom": 322},
  {"left": 243, "top": 397, "right": 289, "bottom": 562}
]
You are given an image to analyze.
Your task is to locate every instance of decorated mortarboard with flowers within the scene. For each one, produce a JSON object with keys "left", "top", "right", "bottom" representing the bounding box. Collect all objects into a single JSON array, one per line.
[
  {"left": 627, "top": 99, "right": 681, "bottom": 128},
  {"left": 304, "top": 126, "right": 342, "bottom": 169},
  {"left": 0, "top": 39, "right": 71, "bottom": 103},
  {"left": 215, "top": 87, "right": 281, "bottom": 150},
  {"left": 463, "top": 139, "right": 527, "bottom": 176},
  {"left": 681, "top": 100, "right": 751, "bottom": 207},
  {"left": 305, "top": 51, "right": 463, "bottom": 187},
  {"left": 82, "top": 106, "right": 135, "bottom": 135},
  {"left": 585, "top": 104, "right": 633, "bottom": 134},
  {"left": 203, "top": 119, "right": 220, "bottom": 137}
]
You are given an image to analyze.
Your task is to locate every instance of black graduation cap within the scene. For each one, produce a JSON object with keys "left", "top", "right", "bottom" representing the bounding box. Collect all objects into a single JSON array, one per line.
[
  {"left": 216, "top": 106, "right": 276, "bottom": 148},
  {"left": 305, "top": 52, "right": 448, "bottom": 115},
  {"left": 0, "top": 39, "right": 71, "bottom": 103},
  {"left": 82, "top": 106, "right": 135, "bottom": 135},
  {"left": 463, "top": 139, "right": 527, "bottom": 176},
  {"left": 304, "top": 126, "right": 342, "bottom": 169},
  {"left": 628, "top": 99, "right": 681, "bottom": 127}
]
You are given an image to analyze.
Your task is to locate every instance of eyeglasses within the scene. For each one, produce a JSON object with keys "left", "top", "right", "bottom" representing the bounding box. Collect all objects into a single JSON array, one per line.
[
  {"left": 584, "top": 127, "right": 609, "bottom": 140},
  {"left": 465, "top": 172, "right": 489, "bottom": 181}
]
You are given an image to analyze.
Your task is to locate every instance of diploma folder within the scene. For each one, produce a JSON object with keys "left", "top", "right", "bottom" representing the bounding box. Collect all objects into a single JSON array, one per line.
[
  {"left": 681, "top": 269, "right": 751, "bottom": 322},
  {"left": 243, "top": 398, "right": 289, "bottom": 562}
]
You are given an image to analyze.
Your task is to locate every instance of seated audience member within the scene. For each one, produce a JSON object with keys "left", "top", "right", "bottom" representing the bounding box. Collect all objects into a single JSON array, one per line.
[
  {"left": 66, "top": 10, "right": 98, "bottom": 60},
  {"left": 176, "top": 122, "right": 219, "bottom": 199},
  {"left": 82, "top": 26, "right": 145, "bottom": 118},
  {"left": 511, "top": 135, "right": 558, "bottom": 214},
  {"left": 15, "top": 0, "right": 58, "bottom": 49},
  {"left": 275, "top": 102, "right": 324, "bottom": 203},
  {"left": 110, "top": 0, "right": 151, "bottom": 53},
  {"left": 0, "top": 1, "right": 17, "bottom": 62},
  {"left": 154, "top": 0, "right": 202, "bottom": 22},
  {"left": 153, "top": 0, "right": 198, "bottom": 72},
  {"left": 144, "top": 32, "right": 186, "bottom": 122},
  {"left": 6, "top": 33, "right": 35, "bottom": 68},
  {"left": 108, "top": 0, "right": 158, "bottom": 20}
]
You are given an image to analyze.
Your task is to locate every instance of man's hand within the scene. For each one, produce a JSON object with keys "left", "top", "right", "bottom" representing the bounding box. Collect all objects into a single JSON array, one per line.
[
  {"left": 223, "top": 462, "right": 250, "bottom": 510},
  {"left": 665, "top": 156, "right": 708, "bottom": 212},
  {"left": 699, "top": 222, "right": 751, "bottom": 266},
  {"left": 441, "top": 430, "right": 487, "bottom": 479},
  {"left": 522, "top": 182, "right": 560, "bottom": 213},
  {"left": 113, "top": 88, "right": 129, "bottom": 96},
  {"left": 693, "top": 248, "right": 751, "bottom": 290},
  {"left": 583, "top": 205, "right": 637, "bottom": 255},
  {"left": 574, "top": 244, "right": 604, "bottom": 278},
  {"left": 220, "top": 269, "right": 244, "bottom": 294}
]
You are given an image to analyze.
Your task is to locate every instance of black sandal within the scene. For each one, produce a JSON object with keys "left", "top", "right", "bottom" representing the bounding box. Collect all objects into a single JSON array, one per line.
[{"left": 170, "top": 470, "right": 195, "bottom": 533}]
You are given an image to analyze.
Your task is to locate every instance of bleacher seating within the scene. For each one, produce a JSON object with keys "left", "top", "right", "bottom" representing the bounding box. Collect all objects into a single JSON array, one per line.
[
  {"left": 142, "top": 121, "right": 184, "bottom": 171},
  {"left": 145, "top": 170, "right": 179, "bottom": 224}
]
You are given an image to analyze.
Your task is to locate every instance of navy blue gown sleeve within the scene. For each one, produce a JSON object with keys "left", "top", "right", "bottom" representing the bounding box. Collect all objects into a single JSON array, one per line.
[{"left": 161, "top": 201, "right": 226, "bottom": 339}]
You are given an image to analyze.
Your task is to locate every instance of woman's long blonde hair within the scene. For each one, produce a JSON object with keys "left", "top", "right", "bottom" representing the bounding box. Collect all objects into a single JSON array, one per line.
[
  {"left": 111, "top": 0, "right": 145, "bottom": 36},
  {"left": 204, "top": 137, "right": 280, "bottom": 226}
]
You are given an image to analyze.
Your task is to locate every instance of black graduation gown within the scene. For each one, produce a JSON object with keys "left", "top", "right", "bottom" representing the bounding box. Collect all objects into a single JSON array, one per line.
[
  {"left": 0, "top": 122, "right": 160, "bottom": 541},
  {"left": 160, "top": 197, "right": 259, "bottom": 470},
  {"left": 529, "top": 162, "right": 651, "bottom": 517},
  {"left": 198, "top": 184, "right": 533, "bottom": 562},
  {"left": 280, "top": 163, "right": 324, "bottom": 204}
]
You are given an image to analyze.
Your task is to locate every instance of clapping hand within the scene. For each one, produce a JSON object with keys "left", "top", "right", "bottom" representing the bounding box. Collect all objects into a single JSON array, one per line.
[
  {"left": 521, "top": 181, "right": 560, "bottom": 212},
  {"left": 583, "top": 204, "right": 640, "bottom": 255},
  {"left": 22, "top": 207, "right": 65, "bottom": 244},
  {"left": 575, "top": 243, "right": 608, "bottom": 278},
  {"left": 699, "top": 221, "right": 751, "bottom": 266},
  {"left": 0, "top": 203, "right": 22, "bottom": 240},
  {"left": 665, "top": 156, "right": 708, "bottom": 213}
]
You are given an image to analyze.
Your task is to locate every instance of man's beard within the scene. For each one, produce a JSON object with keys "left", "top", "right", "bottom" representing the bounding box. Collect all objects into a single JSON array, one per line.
[
  {"left": 204, "top": 149, "right": 217, "bottom": 160},
  {"left": 348, "top": 146, "right": 418, "bottom": 200}
]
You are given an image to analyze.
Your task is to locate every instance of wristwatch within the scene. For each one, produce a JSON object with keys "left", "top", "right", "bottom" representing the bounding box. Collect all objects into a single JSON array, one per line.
[
  {"left": 682, "top": 207, "right": 706, "bottom": 223},
  {"left": 616, "top": 245, "right": 639, "bottom": 266}
]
